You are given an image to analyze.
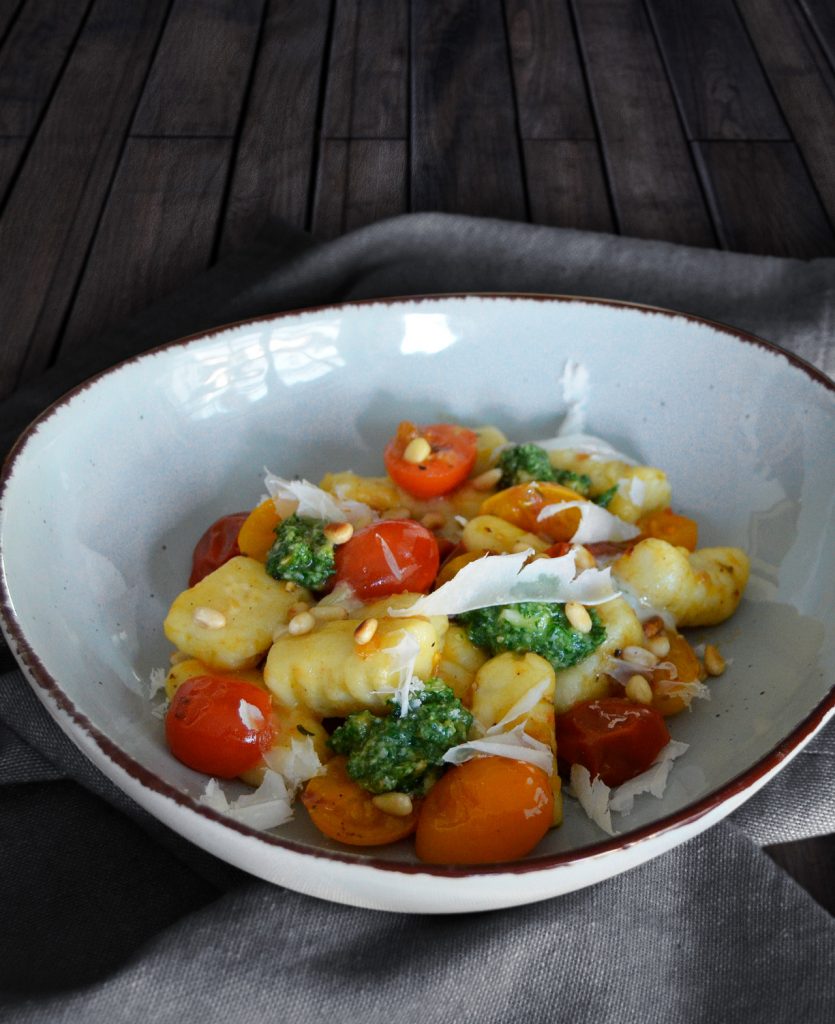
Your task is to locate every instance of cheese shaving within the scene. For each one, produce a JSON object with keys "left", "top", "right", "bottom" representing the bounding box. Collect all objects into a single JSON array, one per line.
[
  {"left": 388, "top": 548, "right": 618, "bottom": 618},
  {"left": 263, "top": 736, "right": 324, "bottom": 796},
  {"left": 535, "top": 432, "right": 638, "bottom": 465},
  {"left": 614, "top": 581, "right": 676, "bottom": 629},
  {"left": 621, "top": 476, "right": 646, "bottom": 508},
  {"left": 537, "top": 501, "right": 640, "bottom": 544},
  {"left": 558, "top": 359, "right": 590, "bottom": 435},
  {"left": 372, "top": 631, "right": 422, "bottom": 717},
  {"left": 481, "top": 676, "right": 552, "bottom": 736},
  {"left": 263, "top": 472, "right": 373, "bottom": 525},
  {"left": 608, "top": 740, "right": 689, "bottom": 814},
  {"left": 238, "top": 699, "right": 265, "bottom": 731},
  {"left": 199, "top": 770, "right": 294, "bottom": 831},
  {"left": 148, "top": 667, "right": 167, "bottom": 700},
  {"left": 443, "top": 723, "right": 554, "bottom": 775},
  {"left": 569, "top": 765, "right": 616, "bottom": 835}
]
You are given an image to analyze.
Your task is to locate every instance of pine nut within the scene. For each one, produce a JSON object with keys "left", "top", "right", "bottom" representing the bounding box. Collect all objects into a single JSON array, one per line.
[
  {"left": 622, "top": 645, "right": 659, "bottom": 668},
  {"left": 371, "top": 792, "right": 414, "bottom": 817},
  {"left": 647, "top": 634, "right": 671, "bottom": 658},
  {"left": 311, "top": 604, "right": 349, "bottom": 621},
  {"left": 643, "top": 616, "right": 664, "bottom": 638},
  {"left": 573, "top": 545, "right": 596, "bottom": 571},
  {"left": 403, "top": 436, "right": 432, "bottom": 464},
  {"left": 625, "top": 674, "right": 654, "bottom": 705},
  {"left": 354, "top": 617, "right": 378, "bottom": 645},
  {"left": 704, "top": 644, "right": 726, "bottom": 676},
  {"left": 420, "top": 511, "right": 446, "bottom": 530},
  {"left": 512, "top": 539, "right": 534, "bottom": 553},
  {"left": 193, "top": 606, "right": 226, "bottom": 630},
  {"left": 288, "top": 611, "right": 315, "bottom": 636},
  {"left": 470, "top": 467, "right": 503, "bottom": 491},
  {"left": 565, "top": 601, "right": 592, "bottom": 633},
  {"left": 284, "top": 580, "right": 298, "bottom": 593},
  {"left": 324, "top": 521, "right": 354, "bottom": 545}
]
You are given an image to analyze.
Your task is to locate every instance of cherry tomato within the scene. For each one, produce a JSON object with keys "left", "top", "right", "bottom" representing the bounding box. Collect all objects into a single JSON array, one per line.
[
  {"left": 189, "top": 512, "right": 248, "bottom": 586},
  {"left": 651, "top": 632, "right": 705, "bottom": 717},
  {"left": 302, "top": 756, "right": 420, "bottom": 846},
  {"left": 333, "top": 519, "right": 440, "bottom": 600},
  {"left": 165, "top": 676, "right": 273, "bottom": 778},
  {"left": 480, "top": 481, "right": 586, "bottom": 542},
  {"left": 384, "top": 422, "right": 478, "bottom": 499},
  {"left": 415, "top": 757, "right": 553, "bottom": 864},
  {"left": 555, "top": 697, "right": 670, "bottom": 787},
  {"left": 637, "top": 508, "right": 698, "bottom": 551},
  {"left": 237, "top": 499, "right": 282, "bottom": 562}
]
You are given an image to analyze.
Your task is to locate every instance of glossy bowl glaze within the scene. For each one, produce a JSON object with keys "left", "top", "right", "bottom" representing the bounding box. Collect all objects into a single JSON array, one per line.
[{"left": 1, "top": 295, "right": 833, "bottom": 912}]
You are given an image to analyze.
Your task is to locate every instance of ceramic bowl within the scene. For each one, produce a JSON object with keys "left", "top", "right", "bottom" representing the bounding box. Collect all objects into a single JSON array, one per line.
[{"left": 1, "top": 295, "right": 833, "bottom": 913}]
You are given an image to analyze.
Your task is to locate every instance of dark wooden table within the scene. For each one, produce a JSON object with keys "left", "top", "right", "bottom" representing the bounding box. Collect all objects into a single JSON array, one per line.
[{"left": 0, "top": 0, "right": 832, "bottom": 910}]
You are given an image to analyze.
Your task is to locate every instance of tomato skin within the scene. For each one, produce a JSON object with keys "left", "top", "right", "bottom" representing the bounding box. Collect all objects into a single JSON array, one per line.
[
  {"left": 302, "top": 756, "right": 420, "bottom": 846},
  {"left": 189, "top": 512, "right": 249, "bottom": 586},
  {"left": 165, "top": 676, "right": 273, "bottom": 778},
  {"left": 237, "top": 499, "right": 282, "bottom": 562},
  {"left": 333, "top": 519, "right": 440, "bottom": 600},
  {"left": 637, "top": 508, "right": 698, "bottom": 551},
  {"left": 555, "top": 698, "right": 670, "bottom": 787},
  {"left": 415, "top": 757, "right": 553, "bottom": 865},
  {"left": 384, "top": 422, "right": 478, "bottom": 499},
  {"left": 480, "top": 481, "right": 586, "bottom": 542}
]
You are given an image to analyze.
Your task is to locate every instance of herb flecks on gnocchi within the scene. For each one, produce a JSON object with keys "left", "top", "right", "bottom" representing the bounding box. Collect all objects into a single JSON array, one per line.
[{"left": 159, "top": 420, "right": 749, "bottom": 862}]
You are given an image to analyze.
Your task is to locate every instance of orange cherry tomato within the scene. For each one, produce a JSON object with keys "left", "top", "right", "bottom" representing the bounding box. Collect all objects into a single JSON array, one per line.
[
  {"left": 165, "top": 676, "right": 273, "bottom": 778},
  {"left": 189, "top": 512, "right": 248, "bottom": 586},
  {"left": 637, "top": 508, "right": 698, "bottom": 551},
  {"left": 302, "top": 756, "right": 420, "bottom": 846},
  {"left": 555, "top": 697, "right": 670, "bottom": 787},
  {"left": 480, "top": 481, "right": 586, "bottom": 542},
  {"left": 414, "top": 757, "right": 553, "bottom": 865},
  {"left": 384, "top": 422, "right": 478, "bottom": 499},
  {"left": 237, "top": 498, "right": 282, "bottom": 562},
  {"left": 651, "top": 632, "right": 706, "bottom": 716},
  {"left": 333, "top": 519, "right": 440, "bottom": 600}
]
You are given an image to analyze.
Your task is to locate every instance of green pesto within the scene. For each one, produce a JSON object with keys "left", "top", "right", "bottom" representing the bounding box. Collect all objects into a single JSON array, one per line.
[
  {"left": 265, "top": 513, "right": 335, "bottom": 590},
  {"left": 497, "top": 443, "right": 591, "bottom": 496},
  {"left": 592, "top": 484, "right": 619, "bottom": 509},
  {"left": 329, "top": 679, "right": 473, "bottom": 795},
  {"left": 459, "top": 601, "right": 605, "bottom": 670}
]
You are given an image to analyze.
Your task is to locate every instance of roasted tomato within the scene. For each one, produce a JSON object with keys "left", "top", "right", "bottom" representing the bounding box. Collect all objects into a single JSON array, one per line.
[
  {"left": 384, "top": 422, "right": 478, "bottom": 499},
  {"left": 189, "top": 512, "right": 249, "bottom": 586},
  {"left": 333, "top": 519, "right": 440, "bottom": 600}
]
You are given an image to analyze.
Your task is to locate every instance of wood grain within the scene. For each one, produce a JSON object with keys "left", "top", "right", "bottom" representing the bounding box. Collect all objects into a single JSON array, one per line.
[
  {"left": 312, "top": 138, "right": 407, "bottom": 239},
  {"left": 219, "top": 0, "right": 330, "bottom": 251},
  {"left": 411, "top": 0, "right": 526, "bottom": 219},
  {"left": 131, "top": 0, "right": 264, "bottom": 137},
  {"left": 570, "top": 0, "right": 716, "bottom": 246},
  {"left": 523, "top": 139, "right": 613, "bottom": 232},
  {"left": 644, "top": 0, "right": 788, "bottom": 140}
]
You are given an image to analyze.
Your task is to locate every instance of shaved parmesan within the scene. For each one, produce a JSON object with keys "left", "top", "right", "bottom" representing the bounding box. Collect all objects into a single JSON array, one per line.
[
  {"left": 535, "top": 432, "right": 638, "bottom": 465},
  {"left": 388, "top": 548, "right": 618, "bottom": 618},
  {"left": 619, "top": 476, "right": 646, "bottom": 508},
  {"left": 558, "top": 360, "right": 590, "bottom": 435},
  {"left": 238, "top": 699, "right": 265, "bottom": 731},
  {"left": 378, "top": 534, "right": 406, "bottom": 581},
  {"left": 373, "top": 630, "right": 422, "bottom": 717},
  {"left": 199, "top": 770, "right": 293, "bottom": 831},
  {"left": 315, "top": 580, "right": 366, "bottom": 616},
  {"left": 443, "top": 723, "right": 554, "bottom": 775},
  {"left": 653, "top": 675, "right": 711, "bottom": 708},
  {"left": 569, "top": 764, "right": 616, "bottom": 835},
  {"left": 615, "top": 580, "right": 676, "bottom": 629},
  {"left": 608, "top": 740, "right": 689, "bottom": 814},
  {"left": 264, "top": 736, "right": 324, "bottom": 795},
  {"left": 537, "top": 501, "right": 640, "bottom": 544},
  {"left": 263, "top": 471, "right": 373, "bottom": 525},
  {"left": 148, "top": 667, "right": 167, "bottom": 699},
  {"left": 480, "top": 676, "right": 553, "bottom": 736}
]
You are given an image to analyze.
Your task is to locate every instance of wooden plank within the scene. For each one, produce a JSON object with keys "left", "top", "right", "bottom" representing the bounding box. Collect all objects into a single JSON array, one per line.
[
  {"left": 736, "top": 0, "right": 835, "bottom": 227},
  {"left": 0, "top": 0, "right": 171, "bottom": 398},
  {"left": 644, "top": 0, "right": 788, "bottom": 140},
  {"left": 411, "top": 0, "right": 526, "bottom": 219},
  {"left": 131, "top": 0, "right": 264, "bottom": 137},
  {"left": 694, "top": 140, "right": 835, "bottom": 258},
  {"left": 312, "top": 138, "right": 407, "bottom": 239},
  {"left": 0, "top": 0, "right": 90, "bottom": 136},
  {"left": 324, "top": 0, "right": 408, "bottom": 138},
  {"left": 523, "top": 139, "right": 614, "bottom": 232},
  {"left": 60, "top": 137, "right": 230, "bottom": 354},
  {"left": 570, "top": 0, "right": 716, "bottom": 246},
  {"left": 800, "top": 0, "right": 835, "bottom": 74},
  {"left": 218, "top": 0, "right": 330, "bottom": 252},
  {"left": 504, "top": 0, "right": 595, "bottom": 139}
]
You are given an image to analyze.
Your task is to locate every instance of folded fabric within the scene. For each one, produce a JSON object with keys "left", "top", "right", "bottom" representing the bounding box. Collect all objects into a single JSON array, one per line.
[{"left": 1, "top": 214, "right": 833, "bottom": 1021}]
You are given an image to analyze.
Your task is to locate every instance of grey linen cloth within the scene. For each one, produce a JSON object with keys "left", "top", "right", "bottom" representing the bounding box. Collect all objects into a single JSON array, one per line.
[{"left": 1, "top": 214, "right": 833, "bottom": 1022}]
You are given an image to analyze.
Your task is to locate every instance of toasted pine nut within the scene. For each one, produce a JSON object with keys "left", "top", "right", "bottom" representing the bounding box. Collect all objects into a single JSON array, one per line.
[
  {"left": 420, "top": 511, "right": 446, "bottom": 530},
  {"left": 371, "top": 792, "right": 414, "bottom": 817},
  {"left": 622, "top": 645, "right": 659, "bottom": 668},
  {"left": 311, "top": 604, "right": 349, "bottom": 621},
  {"left": 643, "top": 615, "right": 665, "bottom": 638},
  {"left": 324, "top": 521, "right": 354, "bottom": 545},
  {"left": 354, "top": 617, "right": 378, "bottom": 645},
  {"left": 704, "top": 644, "right": 726, "bottom": 676},
  {"left": 193, "top": 606, "right": 226, "bottom": 630},
  {"left": 647, "top": 634, "right": 671, "bottom": 658},
  {"left": 382, "top": 506, "right": 411, "bottom": 520},
  {"left": 288, "top": 601, "right": 311, "bottom": 617},
  {"left": 470, "top": 467, "right": 503, "bottom": 491},
  {"left": 573, "top": 545, "right": 596, "bottom": 571},
  {"left": 511, "top": 539, "right": 534, "bottom": 553},
  {"left": 625, "top": 674, "right": 654, "bottom": 705},
  {"left": 403, "top": 436, "right": 432, "bottom": 464},
  {"left": 284, "top": 580, "right": 298, "bottom": 593},
  {"left": 288, "top": 611, "right": 315, "bottom": 636},
  {"left": 169, "top": 650, "right": 190, "bottom": 665},
  {"left": 565, "top": 601, "right": 592, "bottom": 634}
]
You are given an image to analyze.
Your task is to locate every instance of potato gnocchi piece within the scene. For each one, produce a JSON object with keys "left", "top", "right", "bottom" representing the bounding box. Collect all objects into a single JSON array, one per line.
[
  {"left": 471, "top": 424, "right": 509, "bottom": 475},
  {"left": 164, "top": 556, "right": 308, "bottom": 671},
  {"left": 164, "top": 657, "right": 265, "bottom": 701},
  {"left": 469, "top": 652, "right": 562, "bottom": 826},
  {"left": 263, "top": 615, "right": 448, "bottom": 716},
  {"left": 319, "top": 470, "right": 485, "bottom": 524},
  {"left": 552, "top": 596, "right": 644, "bottom": 714},
  {"left": 613, "top": 538, "right": 750, "bottom": 627},
  {"left": 435, "top": 624, "right": 489, "bottom": 701},
  {"left": 547, "top": 451, "right": 671, "bottom": 521},
  {"left": 461, "top": 514, "right": 550, "bottom": 554}
]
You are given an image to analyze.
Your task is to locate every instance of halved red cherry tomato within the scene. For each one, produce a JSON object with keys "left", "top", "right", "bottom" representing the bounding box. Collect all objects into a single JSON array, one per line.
[
  {"left": 415, "top": 757, "right": 553, "bottom": 864},
  {"left": 555, "top": 697, "right": 670, "bottom": 787},
  {"left": 165, "top": 675, "right": 273, "bottom": 778},
  {"left": 333, "top": 519, "right": 440, "bottom": 600},
  {"left": 189, "top": 512, "right": 248, "bottom": 586},
  {"left": 384, "top": 421, "right": 478, "bottom": 499}
]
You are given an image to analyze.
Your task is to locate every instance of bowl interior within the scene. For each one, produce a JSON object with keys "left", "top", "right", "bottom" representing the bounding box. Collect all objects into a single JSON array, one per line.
[{"left": 2, "top": 295, "right": 834, "bottom": 864}]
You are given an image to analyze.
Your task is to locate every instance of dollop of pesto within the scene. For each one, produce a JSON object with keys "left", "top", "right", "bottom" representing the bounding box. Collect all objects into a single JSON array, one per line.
[
  {"left": 497, "top": 443, "right": 591, "bottom": 495},
  {"left": 265, "top": 513, "right": 335, "bottom": 590}
]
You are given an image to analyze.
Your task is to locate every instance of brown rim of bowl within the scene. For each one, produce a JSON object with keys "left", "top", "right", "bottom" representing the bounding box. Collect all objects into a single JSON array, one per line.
[{"left": 1, "top": 292, "right": 833, "bottom": 880}]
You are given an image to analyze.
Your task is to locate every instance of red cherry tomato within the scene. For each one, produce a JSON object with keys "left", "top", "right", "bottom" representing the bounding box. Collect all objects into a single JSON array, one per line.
[
  {"left": 189, "top": 512, "right": 249, "bottom": 586},
  {"left": 333, "top": 519, "right": 440, "bottom": 600},
  {"left": 384, "top": 422, "right": 478, "bottom": 499},
  {"left": 555, "top": 697, "right": 670, "bottom": 787},
  {"left": 165, "top": 676, "right": 273, "bottom": 778}
]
